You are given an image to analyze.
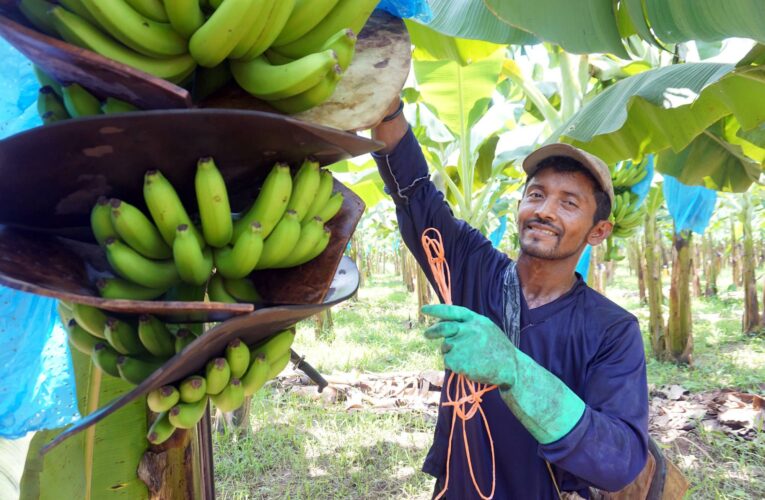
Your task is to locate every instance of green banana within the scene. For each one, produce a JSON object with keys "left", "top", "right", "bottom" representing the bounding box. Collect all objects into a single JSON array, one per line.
[
  {"left": 37, "top": 86, "right": 70, "bottom": 122},
  {"left": 18, "top": 0, "right": 58, "bottom": 36},
  {"left": 241, "top": 353, "right": 268, "bottom": 396},
  {"left": 297, "top": 226, "right": 331, "bottom": 265},
  {"left": 174, "top": 328, "right": 196, "bottom": 353},
  {"left": 173, "top": 224, "right": 213, "bottom": 286},
  {"left": 207, "top": 274, "right": 238, "bottom": 303},
  {"left": 61, "top": 83, "right": 101, "bottom": 117},
  {"left": 147, "top": 385, "right": 180, "bottom": 412},
  {"left": 104, "top": 237, "right": 180, "bottom": 289},
  {"left": 66, "top": 319, "right": 101, "bottom": 355},
  {"left": 319, "top": 28, "right": 357, "bottom": 71},
  {"left": 230, "top": 49, "right": 338, "bottom": 101},
  {"left": 205, "top": 357, "right": 231, "bottom": 395},
  {"left": 33, "top": 67, "right": 62, "bottom": 96},
  {"left": 164, "top": 283, "right": 206, "bottom": 302},
  {"left": 250, "top": 329, "right": 294, "bottom": 364},
  {"left": 274, "top": 216, "right": 324, "bottom": 268},
  {"left": 124, "top": 0, "right": 168, "bottom": 22},
  {"left": 267, "top": 352, "right": 290, "bottom": 380},
  {"left": 50, "top": 7, "right": 197, "bottom": 83},
  {"left": 210, "top": 378, "right": 244, "bottom": 412},
  {"left": 80, "top": 0, "right": 187, "bottom": 58},
  {"left": 117, "top": 355, "right": 163, "bottom": 384},
  {"left": 222, "top": 277, "right": 262, "bottom": 303},
  {"left": 58, "top": 0, "right": 98, "bottom": 25},
  {"left": 90, "top": 196, "right": 117, "bottom": 246},
  {"left": 104, "top": 317, "right": 147, "bottom": 355},
  {"left": 168, "top": 396, "right": 208, "bottom": 429},
  {"left": 96, "top": 277, "right": 168, "bottom": 300},
  {"left": 228, "top": 0, "right": 275, "bottom": 59},
  {"left": 272, "top": 0, "right": 340, "bottom": 46},
  {"left": 57, "top": 301, "right": 74, "bottom": 326},
  {"left": 287, "top": 159, "right": 321, "bottom": 221},
  {"left": 147, "top": 412, "right": 176, "bottom": 445},
  {"left": 195, "top": 157, "right": 233, "bottom": 248},
  {"left": 101, "top": 97, "right": 139, "bottom": 114},
  {"left": 144, "top": 169, "right": 204, "bottom": 247},
  {"left": 189, "top": 0, "right": 260, "bottom": 68},
  {"left": 179, "top": 375, "right": 207, "bottom": 403},
  {"left": 254, "top": 210, "right": 301, "bottom": 270},
  {"left": 315, "top": 191, "right": 343, "bottom": 223},
  {"left": 225, "top": 338, "right": 250, "bottom": 378},
  {"left": 263, "top": 49, "right": 294, "bottom": 65},
  {"left": 267, "top": 64, "right": 341, "bottom": 114},
  {"left": 236, "top": 0, "right": 295, "bottom": 61},
  {"left": 303, "top": 170, "right": 334, "bottom": 222},
  {"left": 272, "top": 0, "right": 377, "bottom": 59},
  {"left": 213, "top": 222, "right": 263, "bottom": 279},
  {"left": 191, "top": 62, "right": 232, "bottom": 101},
  {"left": 233, "top": 163, "right": 292, "bottom": 240},
  {"left": 164, "top": 0, "right": 204, "bottom": 38},
  {"left": 92, "top": 342, "right": 120, "bottom": 377},
  {"left": 267, "top": 351, "right": 291, "bottom": 380},
  {"left": 138, "top": 315, "right": 176, "bottom": 358},
  {"left": 111, "top": 199, "right": 172, "bottom": 259},
  {"left": 208, "top": 0, "right": 223, "bottom": 8},
  {"left": 40, "top": 111, "right": 63, "bottom": 125},
  {"left": 71, "top": 303, "right": 107, "bottom": 339}
]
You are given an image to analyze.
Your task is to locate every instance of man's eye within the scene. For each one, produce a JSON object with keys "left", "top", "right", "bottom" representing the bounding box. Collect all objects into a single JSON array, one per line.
[
  {"left": 529, "top": 192, "right": 542, "bottom": 198},
  {"left": 566, "top": 200, "right": 578, "bottom": 207}
]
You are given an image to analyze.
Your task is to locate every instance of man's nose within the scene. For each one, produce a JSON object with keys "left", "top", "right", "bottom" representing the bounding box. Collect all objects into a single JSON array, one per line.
[{"left": 534, "top": 197, "right": 557, "bottom": 221}]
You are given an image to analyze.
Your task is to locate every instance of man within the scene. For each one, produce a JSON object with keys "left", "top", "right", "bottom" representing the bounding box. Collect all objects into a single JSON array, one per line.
[{"left": 371, "top": 99, "right": 649, "bottom": 499}]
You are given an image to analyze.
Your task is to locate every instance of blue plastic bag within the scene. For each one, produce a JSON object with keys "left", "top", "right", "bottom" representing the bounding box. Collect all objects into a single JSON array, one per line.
[
  {"left": 575, "top": 245, "right": 592, "bottom": 283},
  {"left": 376, "top": 0, "right": 432, "bottom": 22},
  {"left": 489, "top": 215, "right": 507, "bottom": 248},
  {"left": 0, "top": 39, "right": 80, "bottom": 437},
  {"left": 663, "top": 174, "right": 717, "bottom": 235}
]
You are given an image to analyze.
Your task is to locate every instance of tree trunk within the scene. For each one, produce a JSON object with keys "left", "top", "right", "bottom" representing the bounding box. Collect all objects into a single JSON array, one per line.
[
  {"left": 416, "top": 266, "right": 432, "bottom": 323},
  {"left": 730, "top": 219, "right": 741, "bottom": 289},
  {"left": 633, "top": 241, "right": 647, "bottom": 305},
  {"left": 667, "top": 228, "right": 693, "bottom": 364},
  {"left": 741, "top": 194, "right": 760, "bottom": 333},
  {"left": 314, "top": 309, "right": 333, "bottom": 340},
  {"left": 691, "top": 241, "right": 702, "bottom": 299},
  {"left": 644, "top": 212, "right": 667, "bottom": 359},
  {"left": 703, "top": 233, "right": 718, "bottom": 297},
  {"left": 401, "top": 246, "right": 415, "bottom": 293},
  {"left": 350, "top": 237, "right": 364, "bottom": 290}
]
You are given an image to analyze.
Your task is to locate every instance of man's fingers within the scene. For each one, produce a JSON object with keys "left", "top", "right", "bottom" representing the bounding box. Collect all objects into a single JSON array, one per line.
[
  {"left": 440, "top": 341, "right": 452, "bottom": 354},
  {"left": 423, "top": 321, "right": 460, "bottom": 339},
  {"left": 421, "top": 304, "right": 472, "bottom": 322}
]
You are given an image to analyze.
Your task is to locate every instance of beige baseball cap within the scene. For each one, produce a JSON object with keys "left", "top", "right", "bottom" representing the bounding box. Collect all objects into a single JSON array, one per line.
[{"left": 522, "top": 143, "right": 614, "bottom": 206}]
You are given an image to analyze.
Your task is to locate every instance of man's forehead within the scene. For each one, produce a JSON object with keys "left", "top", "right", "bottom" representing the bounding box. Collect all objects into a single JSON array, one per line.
[{"left": 526, "top": 169, "right": 596, "bottom": 197}]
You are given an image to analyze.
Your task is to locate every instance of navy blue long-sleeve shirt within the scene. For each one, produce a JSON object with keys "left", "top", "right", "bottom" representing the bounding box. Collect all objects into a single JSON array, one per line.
[{"left": 372, "top": 128, "right": 649, "bottom": 499}]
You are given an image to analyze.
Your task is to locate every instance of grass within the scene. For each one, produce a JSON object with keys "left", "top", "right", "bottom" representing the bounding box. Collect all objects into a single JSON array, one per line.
[{"left": 214, "top": 264, "right": 765, "bottom": 499}]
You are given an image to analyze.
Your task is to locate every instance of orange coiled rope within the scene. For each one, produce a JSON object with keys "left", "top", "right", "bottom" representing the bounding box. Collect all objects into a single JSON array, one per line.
[{"left": 421, "top": 228, "right": 498, "bottom": 500}]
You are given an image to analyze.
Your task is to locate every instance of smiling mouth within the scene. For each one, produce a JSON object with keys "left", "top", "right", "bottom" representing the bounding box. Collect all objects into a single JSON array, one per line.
[{"left": 526, "top": 225, "right": 558, "bottom": 237}]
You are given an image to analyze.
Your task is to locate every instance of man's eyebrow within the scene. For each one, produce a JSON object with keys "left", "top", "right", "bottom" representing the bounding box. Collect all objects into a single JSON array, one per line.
[{"left": 561, "top": 190, "right": 584, "bottom": 199}]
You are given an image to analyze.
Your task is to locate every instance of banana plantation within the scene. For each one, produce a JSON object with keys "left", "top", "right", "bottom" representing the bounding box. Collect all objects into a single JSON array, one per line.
[{"left": 1, "top": 1, "right": 765, "bottom": 499}]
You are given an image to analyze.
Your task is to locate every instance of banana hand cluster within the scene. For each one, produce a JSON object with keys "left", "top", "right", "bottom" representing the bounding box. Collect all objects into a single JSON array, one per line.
[
  {"left": 147, "top": 329, "right": 295, "bottom": 444},
  {"left": 610, "top": 159, "right": 648, "bottom": 191},
  {"left": 90, "top": 157, "right": 341, "bottom": 302},
  {"left": 21, "top": 0, "right": 376, "bottom": 112},
  {"left": 59, "top": 301, "right": 200, "bottom": 384},
  {"left": 610, "top": 191, "right": 645, "bottom": 239},
  {"left": 35, "top": 68, "right": 139, "bottom": 124}
]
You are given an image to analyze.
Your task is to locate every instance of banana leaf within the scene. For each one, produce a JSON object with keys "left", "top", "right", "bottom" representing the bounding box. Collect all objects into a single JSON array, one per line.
[
  {"left": 422, "top": 0, "right": 537, "bottom": 45},
  {"left": 20, "top": 349, "right": 149, "bottom": 500},
  {"left": 406, "top": 20, "right": 505, "bottom": 66},
  {"left": 552, "top": 63, "right": 765, "bottom": 184},
  {"left": 476, "top": 0, "right": 765, "bottom": 56}
]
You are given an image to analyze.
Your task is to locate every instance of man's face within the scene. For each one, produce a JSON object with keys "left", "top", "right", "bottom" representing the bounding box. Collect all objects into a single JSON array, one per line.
[{"left": 517, "top": 167, "right": 601, "bottom": 260}]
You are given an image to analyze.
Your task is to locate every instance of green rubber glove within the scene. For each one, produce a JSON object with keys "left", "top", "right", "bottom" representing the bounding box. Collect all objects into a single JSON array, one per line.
[{"left": 422, "top": 304, "right": 586, "bottom": 444}]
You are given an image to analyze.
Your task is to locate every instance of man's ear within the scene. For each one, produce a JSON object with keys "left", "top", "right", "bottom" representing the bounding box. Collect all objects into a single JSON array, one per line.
[{"left": 587, "top": 220, "right": 613, "bottom": 246}]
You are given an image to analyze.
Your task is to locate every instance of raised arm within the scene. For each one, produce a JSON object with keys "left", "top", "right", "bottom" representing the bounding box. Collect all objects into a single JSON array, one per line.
[{"left": 370, "top": 101, "right": 509, "bottom": 311}]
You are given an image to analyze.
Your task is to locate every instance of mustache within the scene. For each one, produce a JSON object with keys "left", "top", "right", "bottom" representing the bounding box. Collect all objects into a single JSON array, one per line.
[{"left": 524, "top": 218, "right": 562, "bottom": 235}]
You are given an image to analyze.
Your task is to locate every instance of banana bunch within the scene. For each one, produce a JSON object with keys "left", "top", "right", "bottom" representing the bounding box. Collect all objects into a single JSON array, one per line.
[
  {"left": 20, "top": 0, "right": 377, "bottom": 112},
  {"left": 58, "top": 301, "right": 202, "bottom": 385},
  {"left": 90, "top": 157, "right": 341, "bottom": 302},
  {"left": 610, "top": 159, "right": 648, "bottom": 191},
  {"left": 146, "top": 329, "right": 295, "bottom": 444},
  {"left": 35, "top": 67, "right": 140, "bottom": 124},
  {"left": 610, "top": 191, "right": 645, "bottom": 239}
]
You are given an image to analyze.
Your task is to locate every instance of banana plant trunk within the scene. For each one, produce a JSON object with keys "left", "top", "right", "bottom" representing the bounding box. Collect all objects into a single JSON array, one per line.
[
  {"left": 741, "top": 195, "right": 759, "bottom": 333},
  {"left": 667, "top": 228, "right": 693, "bottom": 364},
  {"left": 703, "top": 233, "right": 718, "bottom": 297},
  {"left": 631, "top": 241, "right": 647, "bottom": 305},
  {"left": 730, "top": 219, "right": 741, "bottom": 288},
  {"left": 644, "top": 212, "right": 667, "bottom": 359},
  {"left": 416, "top": 266, "right": 432, "bottom": 323},
  {"left": 349, "top": 237, "right": 364, "bottom": 289},
  {"left": 691, "top": 243, "right": 702, "bottom": 298},
  {"left": 401, "top": 246, "right": 415, "bottom": 293}
]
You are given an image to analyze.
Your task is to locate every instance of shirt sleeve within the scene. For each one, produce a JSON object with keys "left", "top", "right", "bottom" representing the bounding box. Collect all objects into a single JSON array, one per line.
[
  {"left": 538, "top": 319, "right": 649, "bottom": 492},
  {"left": 372, "top": 127, "right": 510, "bottom": 313}
]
